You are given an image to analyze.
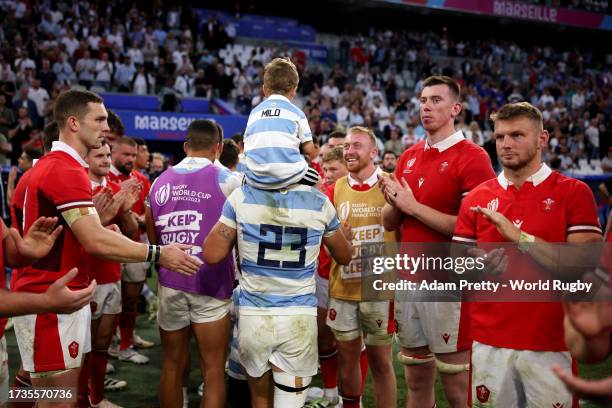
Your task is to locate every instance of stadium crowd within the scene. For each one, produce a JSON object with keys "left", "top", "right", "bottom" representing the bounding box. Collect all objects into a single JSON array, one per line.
[{"left": 0, "top": 1, "right": 610, "bottom": 176}]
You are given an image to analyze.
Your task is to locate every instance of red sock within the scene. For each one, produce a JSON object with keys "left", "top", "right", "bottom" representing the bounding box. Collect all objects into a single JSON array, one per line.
[
  {"left": 12, "top": 374, "right": 34, "bottom": 408},
  {"left": 89, "top": 350, "right": 108, "bottom": 405},
  {"left": 119, "top": 311, "right": 136, "bottom": 350},
  {"left": 77, "top": 353, "right": 91, "bottom": 408},
  {"left": 341, "top": 394, "right": 361, "bottom": 408},
  {"left": 360, "top": 348, "right": 369, "bottom": 392},
  {"left": 319, "top": 346, "right": 339, "bottom": 389}
]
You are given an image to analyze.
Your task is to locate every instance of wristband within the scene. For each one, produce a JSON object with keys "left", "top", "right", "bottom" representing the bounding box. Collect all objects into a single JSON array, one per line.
[
  {"left": 153, "top": 245, "right": 161, "bottom": 263},
  {"left": 145, "top": 244, "right": 154, "bottom": 262},
  {"left": 518, "top": 231, "right": 535, "bottom": 254}
]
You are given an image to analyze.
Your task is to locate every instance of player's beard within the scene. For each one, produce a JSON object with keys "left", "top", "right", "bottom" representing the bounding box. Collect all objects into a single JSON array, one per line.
[
  {"left": 116, "top": 162, "right": 133, "bottom": 175},
  {"left": 499, "top": 143, "right": 538, "bottom": 171}
]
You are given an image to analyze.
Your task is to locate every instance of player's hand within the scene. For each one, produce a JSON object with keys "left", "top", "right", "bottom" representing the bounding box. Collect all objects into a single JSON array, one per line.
[
  {"left": 42, "top": 268, "right": 97, "bottom": 313},
  {"left": 340, "top": 221, "right": 352, "bottom": 241},
  {"left": 106, "top": 224, "right": 121, "bottom": 234},
  {"left": 552, "top": 365, "right": 612, "bottom": 404},
  {"left": 467, "top": 247, "right": 508, "bottom": 276},
  {"left": 93, "top": 188, "right": 113, "bottom": 213},
  {"left": 379, "top": 174, "right": 418, "bottom": 215},
  {"left": 15, "top": 217, "right": 63, "bottom": 259},
  {"left": 471, "top": 206, "right": 521, "bottom": 242},
  {"left": 159, "top": 243, "right": 203, "bottom": 276}
]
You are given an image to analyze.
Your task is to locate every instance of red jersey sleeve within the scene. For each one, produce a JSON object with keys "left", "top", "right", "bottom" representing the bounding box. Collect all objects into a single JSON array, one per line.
[
  {"left": 458, "top": 146, "right": 495, "bottom": 197},
  {"left": 452, "top": 193, "right": 478, "bottom": 243},
  {"left": 565, "top": 180, "right": 602, "bottom": 236},
  {"left": 325, "top": 182, "right": 336, "bottom": 206},
  {"left": 47, "top": 165, "right": 93, "bottom": 211}
]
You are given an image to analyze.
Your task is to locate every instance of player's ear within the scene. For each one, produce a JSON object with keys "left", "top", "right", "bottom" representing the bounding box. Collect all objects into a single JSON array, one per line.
[
  {"left": 539, "top": 129, "right": 549, "bottom": 149},
  {"left": 183, "top": 142, "right": 189, "bottom": 155},
  {"left": 68, "top": 115, "right": 79, "bottom": 133}
]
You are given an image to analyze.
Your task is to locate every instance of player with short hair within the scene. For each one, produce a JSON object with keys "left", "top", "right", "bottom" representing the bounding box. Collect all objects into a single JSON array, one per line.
[
  {"left": 203, "top": 177, "right": 352, "bottom": 408},
  {"left": 147, "top": 119, "right": 241, "bottom": 408},
  {"left": 381, "top": 76, "right": 495, "bottom": 407},
  {"left": 108, "top": 136, "right": 155, "bottom": 363},
  {"left": 326, "top": 126, "right": 398, "bottom": 408},
  {"left": 83, "top": 141, "right": 139, "bottom": 407},
  {"left": 452, "top": 102, "right": 602, "bottom": 407},
  {"left": 242, "top": 57, "right": 319, "bottom": 190},
  {"left": 309, "top": 146, "right": 351, "bottom": 406},
  {"left": 11, "top": 89, "right": 200, "bottom": 407}
]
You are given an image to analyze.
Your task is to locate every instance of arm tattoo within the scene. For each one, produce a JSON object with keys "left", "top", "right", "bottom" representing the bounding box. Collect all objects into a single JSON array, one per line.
[{"left": 218, "top": 225, "right": 234, "bottom": 241}]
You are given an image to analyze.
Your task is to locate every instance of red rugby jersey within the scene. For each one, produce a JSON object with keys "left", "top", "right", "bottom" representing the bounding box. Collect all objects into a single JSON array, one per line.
[
  {"left": 13, "top": 142, "right": 94, "bottom": 293},
  {"left": 394, "top": 132, "right": 495, "bottom": 243},
  {"left": 453, "top": 165, "right": 602, "bottom": 351}
]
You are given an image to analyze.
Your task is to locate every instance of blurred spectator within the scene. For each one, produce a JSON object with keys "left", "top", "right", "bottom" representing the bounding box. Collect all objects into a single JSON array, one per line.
[
  {"left": 149, "top": 152, "right": 167, "bottom": 181},
  {"left": 115, "top": 56, "right": 136, "bottom": 92},
  {"left": 12, "top": 86, "right": 38, "bottom": 123},
  {"left": 94, "top": 52, "right": 114, "bottom": 90},
  {"left": 131, "top": 65, "right": 155, "bottom": 95},
  {"left": 381, "top": 150, "right": 397, "bottom": 173},
  {"left": 384, "top": 127, "right": 404, "bottom": 157},
  {"left": 7, "top": 106, "right": 33, "bottom": 164},
  {"left": 27, "top": 79, "right": 49, "bottom": 118},
  {"left": 0, "top": 93, "right": 15, "bottom": 137}
]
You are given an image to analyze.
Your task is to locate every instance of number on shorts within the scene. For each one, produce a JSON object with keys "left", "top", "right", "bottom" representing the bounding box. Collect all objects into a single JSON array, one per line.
[{"left": 257, "top": 224, "right": 307, "bottom": 269}]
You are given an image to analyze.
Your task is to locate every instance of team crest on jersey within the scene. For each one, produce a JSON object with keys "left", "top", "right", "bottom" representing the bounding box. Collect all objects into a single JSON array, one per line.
[
  {"left": 438, "top": 161, "right": 449, "bottom": 174},
  {"left": 376, "top": 319, "right": 383, "bottom": 328},
  {"left": 512, "top": 219, "right": 523, "bottom": 229},
  {"left": 542, "top": 198, "right": 555, "bottom": 212},
  {"left": 441, "top": 333, "right": 450, "bottom": 344},
  {"left": 487, "top": 198, "right": 499, "bottom": 213},
  {"left": 68, "top": 341, "right": 79, "bottom": 359},
  {"left": 418, "top": 178, "right": 424, "bottom": 188},
  {"left": 329, "top": 308, "right": 337, "bottom": 321},
  {"left": 476, "top": 385, "right": 490, "bottom": 403},
  {"left": 551, "top": 403, "right": 565, "bottom": 408},
  {"left": 403, "top": 158, "right": 416, "bottom": 173},
  {"left": 155, "top": 183, "right": 171, "bottom": 206},
  {"left": 338, "top": 201, "right": 350, "bottom": 221}
]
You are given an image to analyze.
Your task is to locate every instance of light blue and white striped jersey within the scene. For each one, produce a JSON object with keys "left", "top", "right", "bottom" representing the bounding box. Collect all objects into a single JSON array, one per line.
[
  {"left": 219, "top": 184, "right": 340, "bottom": 316},
  {"left": 228, "top": 286, "right": 246, "bottom": 380},
  {"left": 241, "top": 94, "right": 313, "bottom": 189}
]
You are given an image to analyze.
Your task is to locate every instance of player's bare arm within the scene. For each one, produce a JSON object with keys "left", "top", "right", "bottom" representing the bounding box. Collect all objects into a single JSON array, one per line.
[
  {"left": 322, "top": 228, "right": 352, "bottom": 265},
  {"left": 473, "top": 205, "right": 601, "bottom": 278},
  {"left": 145, "top": 205, "right": 157, "bottom": 245},
  {"left": 2, "top": 217, "right": 63, "bottom": 267},
  {"left": 70, "top": 209, "right": 201, "bottom": 275},
  {"left": 203, "top": 221, "right": 237, "bottom": 265},
  {"left": 0, "top": 268, "right": 96, "bottom": 316},
  {"left": 381, "top": 174, "right": 457, "bottom": 236}
]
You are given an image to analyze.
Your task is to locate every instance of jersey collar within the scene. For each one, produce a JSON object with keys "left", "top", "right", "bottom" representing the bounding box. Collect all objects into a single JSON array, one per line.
[
  {"left": 174, "top": 156, "right": 212, "bottom": 170},
  {"left": 497, "top": 163, "right": 552, "bottom": 190},
  {"left": 110, "top": 164, "right": 122, "bottom": 176},
  {"left": 91, "top": 177, "right": 107, "bottom": 189},
  {"left": 51, "top": 141, "right": 89, "bottom": 168},
  {"left": 266, "top": 94, "right": 291, "bottom": 103},
  {"left": 424, "top": 130, "right": 465, "bottom": 152},
  {"left": 348, "top": 166, "right": 382, "bottom": 188}
]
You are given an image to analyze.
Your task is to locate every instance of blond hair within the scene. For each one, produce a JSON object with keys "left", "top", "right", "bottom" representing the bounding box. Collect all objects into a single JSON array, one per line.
[
  {"left": 347, "top": 125, "right": 377, "bottom": 147},
  {"left": 490, "top": 102, "right": 544, "bottom": 131},
  {"left": 263, "top": 58, "right": 299, "bottom": 95}
]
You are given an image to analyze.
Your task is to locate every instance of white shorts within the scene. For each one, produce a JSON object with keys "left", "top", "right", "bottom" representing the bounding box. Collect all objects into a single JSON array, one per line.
[
  {"left": 0, "top": 336, "right": 8, "bottom": 405},
  {"left": 121, "top": 262, "right": 148, "bottom": 283},
  {"left": 91, "top": 281, "right": 121, "bottom": 320},
  {"left": 471, "top": 341, "right": 575, "bottom": 408},
  {"left": 157, "top": 285, "right": 231, "bottom": 331},
  {"left": 14, "top": 305, "right": 91, "bottom": 373},
  {"left": 395, "top": 300, "right": 468, "bottom": 353},
  {"left": 238, "top": 314, "right": 317, "bottom": 378},
  {"left": 326, "top": 298, "right": 394, "bottom": 345},
  {"left": 315, "top": 274, "right": 329, "bottom": 309}
]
